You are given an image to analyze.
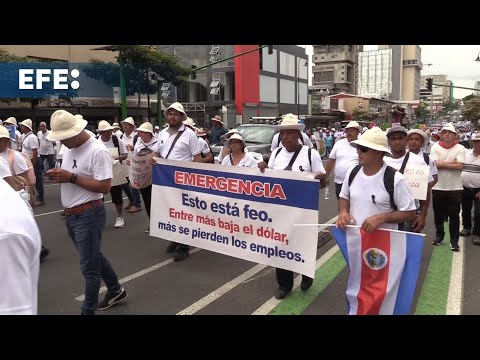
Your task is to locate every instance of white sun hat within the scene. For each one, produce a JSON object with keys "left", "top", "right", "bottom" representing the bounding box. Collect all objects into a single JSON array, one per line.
[
  {"left": 0, "top": 125, "right": 10, "bottom": 139},
  {"left": 350, "top": 126, "right": 392, "bottom": 156},
  {"left": 407, "top": 129, "right": 428, "bottom": 144},
  {"left": 97, "top": 120, "right": 114, "bottom": 132},
  {"left": 164, "top": 102, "right": 187, "bottom": 121},
  {"left": 345, "top": 120, "right": 363, "bottom": 132},
  {"left": 121, "top": 117, "right": 135, "bottom": 127},
  {"left": 136, "top": 122, "right": 153, "bottom": 135},
  {"left": 276, "top": 113, "right": 305, "bottom": 131},
  {"left": 4, "top": 117, "right": 17, "bottom": 126},
  {"left": 19, "top": 119, "right": 33, "bottom": 131},
  {"left": 211, "top": 115, "right": 224, "bottom": 125},
  {"left": 183, "top": 117, "right": 196, "bottom": 127},
  {"left": 154, "top": 125, "right": 160, "bottom": 130},
  {"left": 47, "top": 110, "right": 88, "bottom": 141},
  {"left": 225, "top": 133, "right": 246, "bottom": 148},
  {"left": 440, "top": 123, "right": 457, "bottom": 135},
  {"left": 112, "top": 122, "right": 120, "bottom": 129}
]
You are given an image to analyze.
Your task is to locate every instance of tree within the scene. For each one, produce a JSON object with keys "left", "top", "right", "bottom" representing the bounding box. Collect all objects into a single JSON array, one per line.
[
  {"left": 81, "top": 45, "right": 191, "bottom": 121},
  {"left": 352, "top": 109, "right": 373, "bottom": 122},
  {"left": 461, "top": 97, "right": 480, "bottom": 127}
]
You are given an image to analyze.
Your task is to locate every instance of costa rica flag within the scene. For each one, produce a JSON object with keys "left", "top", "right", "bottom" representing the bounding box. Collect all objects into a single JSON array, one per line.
[{"left": 331, "top": 226, "right": 424, "bottom": 315}]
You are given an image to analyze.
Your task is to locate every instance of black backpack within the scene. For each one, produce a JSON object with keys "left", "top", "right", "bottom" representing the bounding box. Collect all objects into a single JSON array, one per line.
[
  {"left": 422, "top": 152, "right": 430, "bottom": 165},
  {"left": 120, "top": 133, "right": 139, "bottom": 146}
]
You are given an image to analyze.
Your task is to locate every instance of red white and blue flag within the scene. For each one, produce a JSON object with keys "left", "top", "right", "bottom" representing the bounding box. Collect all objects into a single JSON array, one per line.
[{"left": 331, "top": 226, "right": 424, "bottom": 315}]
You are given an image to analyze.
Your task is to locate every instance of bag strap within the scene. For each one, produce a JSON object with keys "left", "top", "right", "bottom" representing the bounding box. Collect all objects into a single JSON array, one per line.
[
  {"left": 165, "top": 130, "right": 184, "bottom": 159},
  {"left": 383, "top": 165, "right": 397, "bottom": 211},
  {"left": 7, "top": 149, "right": 16, "bottom": 175},
  {"left": 348, "top": 165, "right": 362, "bottom": 187},
  {"left": 399, "top": 152, "right": 410, "bottom": 174},
  {"left": 423, "top": 152, "right": 430, "bottom": 165},
  {"left": 283, "top": 145, "right": 303, "bottom": 171},
  {"left": 308, "top": 147, "right": 312, "bottom": 169},
  {"left": 229, "top": 153, "right": 234, "bottom": 166}
]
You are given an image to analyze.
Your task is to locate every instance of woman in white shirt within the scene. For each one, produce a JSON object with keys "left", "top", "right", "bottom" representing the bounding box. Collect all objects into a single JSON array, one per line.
[{"left": 220, "top": 134, "right": 257, "bottom": 168}]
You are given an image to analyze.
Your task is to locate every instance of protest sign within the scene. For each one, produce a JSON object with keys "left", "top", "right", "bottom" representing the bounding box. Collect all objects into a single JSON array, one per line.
[{"left": 403, "top": 164, "right": 429, "bottom": 200}]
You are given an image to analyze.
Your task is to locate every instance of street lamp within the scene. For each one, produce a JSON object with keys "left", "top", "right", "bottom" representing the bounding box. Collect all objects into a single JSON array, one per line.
[{"left": 297, "top": 58, "right": 308, "bottom": 118}]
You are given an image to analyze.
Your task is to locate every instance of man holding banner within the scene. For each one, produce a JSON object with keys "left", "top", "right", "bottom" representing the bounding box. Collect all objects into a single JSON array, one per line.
[{"left": 334, "top": 127, "right": 419, "bottom": 315}]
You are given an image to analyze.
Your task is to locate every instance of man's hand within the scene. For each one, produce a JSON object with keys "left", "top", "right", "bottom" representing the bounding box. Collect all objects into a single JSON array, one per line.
[
  {"left": 411, "top": 214, "right": 426, "bottom": 232},
  {"left": 336, "top": 211, "right": 355, "bottom": 229},
  {"left": 362, "top": 214, "right": 385, "bottom": 232},
  {"left": 315, "top": 173, "right": 327, "bottom": 189},
  {"left": 46, "top": 169, "right": 72, "bottom": 183},
  {"left": 258, "top": 161, "right": 268, "bottom": 173}
]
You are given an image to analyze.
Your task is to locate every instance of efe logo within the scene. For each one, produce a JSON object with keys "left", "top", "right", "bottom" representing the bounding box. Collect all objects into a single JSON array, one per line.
[{"left": 19, "top": 68, "right": 80, "bottom": 90}]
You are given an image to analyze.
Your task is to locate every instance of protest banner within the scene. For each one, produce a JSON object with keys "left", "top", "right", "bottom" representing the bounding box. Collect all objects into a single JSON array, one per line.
[
  {"left": 150, "top": 159, "right": 320, "bottom": 278},
  {"left": 403, "top": 164, "right": 429, "bottom": 200},
  {"left": 129, "top": 152, "right": 155, "bottom": 189}
]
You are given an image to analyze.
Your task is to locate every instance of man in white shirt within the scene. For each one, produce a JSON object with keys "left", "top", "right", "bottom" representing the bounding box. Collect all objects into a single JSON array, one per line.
[
  {"left": 46, "top": 110, "right": 127, "bottom": 315},
  {"left": 19, "top": 119, "right": 44, "bottom": 206},
  {"left": 270, "top": 130, "right": 314, "bottom": 152},
  {"left": 260, "top": 114, "right": 327, "bottom": 300},
  {"left": 430, "top": 123, "right": 465, "bottom": 251},
  {"left": 37, "top": 122, "right": 55, "bottom": 174},
  {"left": 3, "top": 117, "right": 22, "bottom": 151},
  {"left": 325, "top": 121, "right": 361, "bottom": 199},
  {"left": 0, "top": 177, "right": 41, "bottom": 315},
  {"left": 112, "top": 122, "right": 123, "bottom": 138}
]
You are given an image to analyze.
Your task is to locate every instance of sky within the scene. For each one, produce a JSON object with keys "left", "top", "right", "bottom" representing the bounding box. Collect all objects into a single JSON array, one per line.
[{"left": 301, "top": 45, "right": 480, "bottom": 99}]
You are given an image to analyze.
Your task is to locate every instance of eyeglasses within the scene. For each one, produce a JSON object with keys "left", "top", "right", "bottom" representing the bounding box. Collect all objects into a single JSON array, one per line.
[{"left": 357, "top": 145, "right": 370, "bottom": 153}]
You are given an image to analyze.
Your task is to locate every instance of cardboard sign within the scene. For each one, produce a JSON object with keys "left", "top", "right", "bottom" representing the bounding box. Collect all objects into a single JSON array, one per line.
[
  {"left": 129, "top": 152, "right": 155, "bottom": 189},
  {"left": 403, "top": 164, "right": 429, "bottom": 200}
]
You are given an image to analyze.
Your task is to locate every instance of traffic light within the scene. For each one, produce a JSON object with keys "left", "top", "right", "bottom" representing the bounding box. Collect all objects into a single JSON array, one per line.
[
  {"left": 267, "top": 45, "right": 273, "bottom": 55},
  {"left": 191, "top": 65, "right": 197, "bottom": 80},
  {"left": 426, "top": 78, "right": 433, "bottom": 92}
]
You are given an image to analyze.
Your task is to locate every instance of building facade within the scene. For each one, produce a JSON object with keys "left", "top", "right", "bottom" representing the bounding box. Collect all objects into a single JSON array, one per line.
[
  {"left": 357, "top": 48, "right": 393, "bottom": 99},
  {"left": 311, "top": 45, "right": 363, "bottom": 95}
]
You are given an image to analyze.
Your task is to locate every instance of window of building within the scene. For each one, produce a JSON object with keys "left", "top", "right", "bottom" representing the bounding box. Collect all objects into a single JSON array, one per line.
[{"left": 319, "top": 71, "right": 334, "bottom": 82}]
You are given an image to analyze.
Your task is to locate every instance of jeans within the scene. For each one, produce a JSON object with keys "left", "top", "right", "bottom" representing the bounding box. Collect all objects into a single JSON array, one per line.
[
  {"left": 40, "top": 154, "right": 55, "bottom": 173},
  {"left": 65, "top": 205, "right": 121, "bottom": 314},
  {"left": 34, "top": 158, "right": 44, "bottom": 202},
  {"left": 462, "top": 187, "right": 480, "bottom": 235},
  {"left": 129, "top": 183, "right": 142, "bottom": 208}
]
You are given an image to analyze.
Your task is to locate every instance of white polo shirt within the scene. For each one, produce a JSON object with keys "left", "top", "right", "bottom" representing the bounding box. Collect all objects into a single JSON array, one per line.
[
  {"left": 98, "top": 135, "right": 127, "bottom": 156},
  {"left": 198, "top": 137, "right": 211, "bottom": 155},
  {"left": 60, "top": 136, "right": 112, "bottom": 208},
  {"left": 329, "top": 138, "right": 359, "bottom": 184},
  {"left": 21, "top": 132, "right": 39, "bottom": 160},
  {"left": 156, "top": 124, "right": 202, "bottom": 161},
  {"left": 0, "top": 178, "right": 41, "bottom": 315},
  {"left": 37, "top": 130, "right": 55, "bottom": 155}
]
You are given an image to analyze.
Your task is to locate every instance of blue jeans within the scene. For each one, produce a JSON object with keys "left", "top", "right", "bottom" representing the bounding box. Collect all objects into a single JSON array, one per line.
[
  {"left": 65, "top": 205, "right": 121, "bottom": 314},
  {"left": 121, "top": 182, "right": 142, "bottom": 207},
  {"left": 34, "top": 158, "right": 44, "bottom": 202}
]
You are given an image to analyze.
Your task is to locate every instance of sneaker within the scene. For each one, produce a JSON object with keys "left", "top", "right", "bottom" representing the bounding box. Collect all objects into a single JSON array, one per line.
[
  {"left": 97, "top": 287, "right": 128, "bottom": 311},
  {"left": 114, "top": 217, "right": 125, "bottom": 228},
  {"left": 145, "top": 226, "right": 150, "bottom": 233},
  {"left": 301, "top": 277, "right": 313, "bottom": 291},
  {"left": 459, "top": 229, "right": 471, "bottom": 237},
  {"left": 432, "top": 238, "right": 443, "bottom": 245},
  {"left": 35, "top": 200, "right": 45, "bottom": 206},
  {"left": 173, "top": 250, "right": 189, "bottom": 262},
  {"left": 274, "top": 288, "right": 290, "bottom": 300},
  {"left": 450, "top": 243, "right": 460, "bottom": 252},
  {"left": 128, "top": 206, "right": 142, "bottom": 213},
  {"left": 40, "top": 246, "right": 50, "bottom": 263},
  {"left": 124, "top": 203, "right": 132, "bottom": 210},
  {"left": 473, "top": 236, "right": 480, "bottom": 245}
]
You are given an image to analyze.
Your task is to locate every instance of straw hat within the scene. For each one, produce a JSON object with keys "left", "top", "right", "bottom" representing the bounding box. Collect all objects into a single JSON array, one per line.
[
  {"left": 197, "top": 129, "right": 208, "bottom": 138},
  {"left": 136, "top": 122, "right": 153, "bottom": 135},
  {"left": 112, "top": 122, "right": 120, "bottom": 129},
  {"left": 345, "top": 121, "right": 363, "bottom": 132},
  {"left": 74, "top": 114, "right": 84, "bottom": 120},
  {"left": 183, "top": 117, "right": 196, "bottom": 127},
  {"left": 470, "top": 131, "right": 480, "bottom": 141},
  {"left": 3, "top": 117, "right": 16, "bottom": 126},
  {"left": 97, "top": 120, "right": 114, "bottom": 132},
  {"left": 440, "top": 123, "right": 457, "bottom": 135},
  {"left": 276, "top": 113, "right": 305, "bottom": 131},
  {"left": 121, "top": 117, "right": 135, "bottom": 127},
  {"left": 350, "top": 127, "right": 392, "bottom": 155},
  {"left": 211, "top": 115, "right": 224, "bottom": 125},
  {"left": 0, "top": 125, "right": 10, "bottom": 139},
  {"left": 47, "top": 110, "right": 88, "bottom": 141},
  {"left": 164, "top": 102, "right": 187, "bottom": 121},
  {"left": 154, "top": 126, "right": 160, "bottom": 131},
  {"left": 407, "top": 129, "right": 428, "bottom": 144},
  {"left": 225, "top": 133, "right": 246, "bottom": 149},
  {"left": 19, "top": 119, "right": 33, "bottom": 131}
]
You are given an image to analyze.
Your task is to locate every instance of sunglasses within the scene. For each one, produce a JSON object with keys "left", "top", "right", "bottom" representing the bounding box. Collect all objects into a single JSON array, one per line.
[{"left": 357, "top": 145, "right": 370, "bottom": 153}]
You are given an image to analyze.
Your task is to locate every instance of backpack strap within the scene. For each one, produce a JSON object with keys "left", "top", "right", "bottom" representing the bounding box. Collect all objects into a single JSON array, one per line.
[
  {"left": 272, "top": 146, "right": 283, "bottom": 162},
  {"left": 308, "top": 147, "right": 312, "bottom": 169},
  {"left": 348, "top": 165, "right": 362, "bottom": 187},
  {"left": 277, "top": 133, "right": 281, "bottom": 148},
  {"left": 112, "top": 134, "right": 120, "bottom": 152},
  {"left": 423, "top": 152, "right": 430, "bottom": 165},
  {"left": 7, "top": 149, "right": 16, "bottom": 175},
  {"left": 383, "top": 165, "right": 397, "bottom": 211},
  {"left": 398, "top": 152, "right": 410, "bottom": 174},
  {"left": 133, "top": 134, "right": 139, "bottom": 146}
]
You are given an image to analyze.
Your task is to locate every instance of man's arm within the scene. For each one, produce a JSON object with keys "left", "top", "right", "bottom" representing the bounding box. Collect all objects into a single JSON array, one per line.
[
  {"left": 336, "top": 198, "right": 355, "bottom": 229},
  {"left": 435, "top": 161, "right": 464, "bottom": 170},
  {"left": 325, "top": 158, "right": 336, "bottom": 183},
  {"left": 192, "top": 153, "right": 203, "bottom": 162},
  {"left": 46, "top": 168, "right": 111, "bottom": 193}
]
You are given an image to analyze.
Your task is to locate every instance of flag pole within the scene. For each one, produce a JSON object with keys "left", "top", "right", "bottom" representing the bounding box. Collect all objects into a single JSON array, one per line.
[{"left": 294, "top": 223, "right": 426, "bottom": 237}]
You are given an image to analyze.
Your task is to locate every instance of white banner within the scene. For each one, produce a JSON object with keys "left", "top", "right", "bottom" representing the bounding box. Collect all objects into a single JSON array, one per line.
[
  {"left": 403, "top": 164, "right": 429, "bottom": 200},
  {"left": 129, "top": 152, "right": 155, "bottom": 189},
  {"left": 149, "top": 159, "right": 321, "bottom": 278},
  {"left": 111, "top": 160, "right": 129, "bottom": 186}
]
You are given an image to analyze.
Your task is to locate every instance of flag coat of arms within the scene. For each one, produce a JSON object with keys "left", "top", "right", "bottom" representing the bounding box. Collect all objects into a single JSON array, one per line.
[{"left": 331, "top": 226, "right": 424, "bottom": 315}]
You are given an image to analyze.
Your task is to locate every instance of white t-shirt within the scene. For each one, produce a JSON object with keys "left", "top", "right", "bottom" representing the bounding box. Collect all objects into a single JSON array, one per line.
[
  {"left": 198, "top": 137, "right": 211, "bottom": 155},
  {"left": 121, "top": 131, "right": 138, "bottom": 150},
  {"left": 461, "top": 149, "right": 480, "bottom": 189},
  {"left": 268, "top": 145, "right": 325, "bottom": 174},
  {"left": 414, "top": 150, "right": 438, "bottom": 177},
  {"left": 37, "top": 130, "right": 55, "bottom": 155},
  {"left": 60, "top": 137, "right": 112, "bottom": 208},
  {"left": 114, "top": 130, "right": 123, "bottom": 138},
  {"left": 55, "top": 141, "right": 64, "bottom": 160},
  {"left": 430, "top": 143, "right": 465, "bottom": 191},
  {"left": 157, "top": 124, "right": 202, "bottom": 161},
  {"left": 339, "top": 163, "right": 417, "bottom": 230},
  {"left": 328, "top": 138, "right": 359, "bottom": 184},
  {"left": 0, "top": 178, "right": 41, "bottom": 315},
  {"left": 133, "top": 137, "right": 158, "bottom": 156},
  {"left": 0, "top": 156, "right": 11, "bottom": 178},
  {"left": 384, "top": 152, "right": 434, "bottom": 183},
  {"left": 270, "top": 132, "right": 314, "bottom": 152},
  {"left": 98, "top": 135, "right": 127, "bottom": 156},
  {"left": 0, "top": 149, "right": 29, "bottom": 176},
  {"left": 21, "top": 133, "right": 39, "bottom": 160},
  {"left": 221, "top": 152, "right": 258, "bottom": 168}
]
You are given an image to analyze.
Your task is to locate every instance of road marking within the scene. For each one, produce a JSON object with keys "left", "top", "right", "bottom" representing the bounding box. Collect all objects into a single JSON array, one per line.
[
  {"left": 447, "top": 237, "right": 464, "bottom": 315},
  {"left": 75, "top": 247, "right": 203, "bottom": 301}
]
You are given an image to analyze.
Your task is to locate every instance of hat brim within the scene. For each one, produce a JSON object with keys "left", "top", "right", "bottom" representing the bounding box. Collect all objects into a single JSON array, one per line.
[
  {"left": 407, "top": 130, "right": 428, "bottom": 144},
  {"left": 441, "top": 128, "right": 457, "bottom": 135},
  {"left": 345, "top": 125, "right": 363, "bottom": 132},
  {"left": 225, "top": 138, "right": 247, "bottom": 148},
  {"left": 47, "top": 119, "right": 88, "bottom": 141},
  {"left": 19, "top": 122, "right": 32, "bottom": 131},
  {"left": 3, "top": 121, "right": 16, "bottom": 126},
  {"left": 164, "top": 108, "right": 187, "bottom": 122},
  {"left": 350, "top": 138, "right": 392, "bottom": 156},
  {"left": 120, "top": 120, "right": 136, "bottom": 127},
  {"left": 211, "top": 118, "right": 224, "bottom": 125},
  {"left": 277, "top": 124, "right": 305, "bottom": 131},
  {"left": 97, "top": 126, "right": 114, "bottom": 132},
  {"left": 136, "top": 128, "right": 153, "bottom": 135}
]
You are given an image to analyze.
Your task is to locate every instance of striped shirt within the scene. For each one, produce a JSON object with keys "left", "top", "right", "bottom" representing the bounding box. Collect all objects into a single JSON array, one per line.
[{"left": 461, "top": 149, "right": 480, "bottom": 189}]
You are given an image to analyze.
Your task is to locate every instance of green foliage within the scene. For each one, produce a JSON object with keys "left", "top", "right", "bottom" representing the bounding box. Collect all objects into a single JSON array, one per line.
[
  {"left": 380, "top": 122, "right": 389, "bottom": 130},
  {"left": 461, "top": 97, "right": 480, "bottom": 124},
  {"left": 352, "top": 109, "right": 373, "bottom": 122}
]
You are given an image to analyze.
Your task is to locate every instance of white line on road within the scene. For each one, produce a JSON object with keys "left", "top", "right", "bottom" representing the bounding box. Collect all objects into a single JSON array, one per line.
[
  {"left": 75, "top": 247, "right": 203, "bottom": 301},
  {"left": 446, "top": 237, "right": 464, "bottom": 315}
]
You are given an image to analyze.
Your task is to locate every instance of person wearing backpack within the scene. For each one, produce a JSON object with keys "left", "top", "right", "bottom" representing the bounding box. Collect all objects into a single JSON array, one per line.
[
  {"left": 384, "top": 126, "right": 436, "bottom": 233},
  {"left": 120, "top": 117, "right": 142, "bottom": 213},
  {"left": 336, "top": 127, "right": 416, "bottom": 233},
  {"left": 259, "top": 114, "right": 327, "bottom": 300}
]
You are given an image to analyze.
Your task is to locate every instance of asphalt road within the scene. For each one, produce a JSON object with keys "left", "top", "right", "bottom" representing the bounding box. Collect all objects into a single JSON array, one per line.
[{"left": 34, "top": 180, "right": 479, "bottom": 315}]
